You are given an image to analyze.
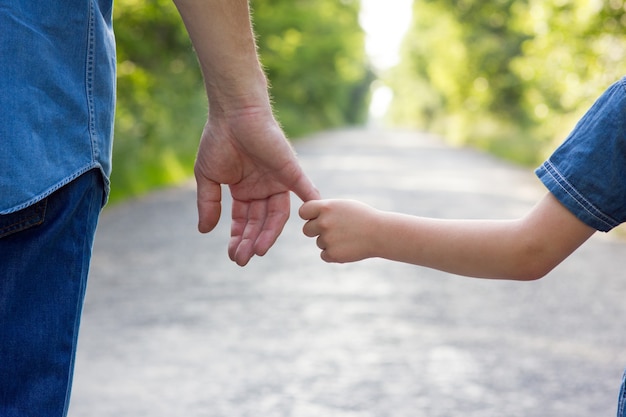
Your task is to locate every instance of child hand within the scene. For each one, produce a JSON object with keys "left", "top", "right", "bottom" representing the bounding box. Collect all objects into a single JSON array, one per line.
[{"left": 299, "top": 199, "right": 380, "bottom": 263}]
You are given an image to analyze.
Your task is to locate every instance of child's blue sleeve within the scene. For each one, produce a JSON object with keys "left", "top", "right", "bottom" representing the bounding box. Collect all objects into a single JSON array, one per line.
[{"left": 535, "top": 77, "right": 626, "bottom": 232}]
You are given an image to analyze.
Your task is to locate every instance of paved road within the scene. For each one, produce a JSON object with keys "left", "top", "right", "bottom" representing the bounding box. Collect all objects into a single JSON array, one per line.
[{"left": 70, "top": 129, "right": 626, "bottom": 417}]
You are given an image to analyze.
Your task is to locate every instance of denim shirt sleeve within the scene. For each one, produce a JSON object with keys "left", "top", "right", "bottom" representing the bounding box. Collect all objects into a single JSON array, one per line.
[{"left": 535, "top": 77, "right": 626, "bottom": 232}]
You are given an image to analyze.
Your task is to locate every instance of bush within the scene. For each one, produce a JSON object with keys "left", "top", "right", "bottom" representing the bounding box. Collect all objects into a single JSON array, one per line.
[
  {"left": 110, "top": 0, "right": 371, "bottom": 203},
  {"left": 388, "top": 0, "right": 626, "bottom": 166}
]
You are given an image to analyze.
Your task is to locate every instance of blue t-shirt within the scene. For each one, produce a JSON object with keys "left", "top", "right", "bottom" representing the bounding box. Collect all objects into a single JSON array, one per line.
[
  {"left": 536, "top": 77, "right": 626, "bottom": 232},
  {"left": 0, "top": 1, "right": 115, "bottom": 214}
]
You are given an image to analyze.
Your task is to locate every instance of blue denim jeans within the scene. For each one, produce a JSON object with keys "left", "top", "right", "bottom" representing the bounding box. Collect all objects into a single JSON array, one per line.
[
  {"left": 0, "top": 169, "right": 103, "bottom": 417},
  {"left": 618, "top": 369, "right": 626, "bottom": 417}
]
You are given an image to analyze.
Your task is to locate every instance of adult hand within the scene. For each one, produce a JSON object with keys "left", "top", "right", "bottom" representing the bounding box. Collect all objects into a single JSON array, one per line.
[
  {"left": 173, "top": 0, "right": 319, "bottom": 265},
  {"left": 195, "top": 105, "right": 320, "bottom": 266}
]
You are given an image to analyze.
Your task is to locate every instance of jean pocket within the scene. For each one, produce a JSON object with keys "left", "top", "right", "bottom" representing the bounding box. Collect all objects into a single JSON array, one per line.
[{"left": 0, "top": 199, "right": 48, "bottom": 239}]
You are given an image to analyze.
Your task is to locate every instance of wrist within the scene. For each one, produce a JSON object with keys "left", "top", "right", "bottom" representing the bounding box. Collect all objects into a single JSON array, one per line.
[
  {"left": 205, "top": 68, "right": 273, "bottom": 115},
  {"left": 372, "top": 211, "right": 411, "bottom": 262},
  {"left": 359, "top": 207, "right": 387, "bottom": 260}
]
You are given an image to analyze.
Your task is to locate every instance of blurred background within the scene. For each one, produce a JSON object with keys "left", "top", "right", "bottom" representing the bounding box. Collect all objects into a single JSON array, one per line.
[
  {"left": 73, "top": 4, "right": 626, "bottom": 414},
  {"left": 109, "top": 0, "right": 626, "bottom": 203}
]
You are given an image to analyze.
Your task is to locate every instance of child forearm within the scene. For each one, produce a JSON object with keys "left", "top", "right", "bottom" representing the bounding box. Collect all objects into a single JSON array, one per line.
[
  {"left": 370, "top": 193, "right": 594, "bottom": 280},
  {"left": 373, "top": 214, "right": 547, "bottom": 280},
  {"left": 300, "top": 194, "right": 595, "bottom": 280}
]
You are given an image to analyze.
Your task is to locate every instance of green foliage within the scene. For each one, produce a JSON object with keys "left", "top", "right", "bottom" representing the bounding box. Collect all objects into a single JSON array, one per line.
[
  {"left": 252, "top": 0, "right": 373, "bottom": 137},
  {"left": 388, "top": 0, "right": 626, "bottom": 166},
  {"left": 110, "top": 0, "right": 371, "bottom": 203},
  {"left": 111, "top": 0, "right": 206, "bottom": 203}
]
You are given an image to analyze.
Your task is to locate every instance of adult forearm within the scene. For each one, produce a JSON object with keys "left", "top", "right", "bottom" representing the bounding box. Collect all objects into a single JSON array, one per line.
[{"left": 172, "top": 0, "right": 269, "bottom": 111}]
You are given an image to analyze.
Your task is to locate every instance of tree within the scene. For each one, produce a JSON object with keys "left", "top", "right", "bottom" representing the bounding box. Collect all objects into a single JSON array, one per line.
[
  {"left": 252, "top": 0, "right": 373, "bottom": 137},
  {"left": 112, "top": 0, "right": 205, "bottom": 201},
  {"left": 111, "top": 0, "right": 371, "bottom": 202},
  {"left": 389, "top": 0, "right": 626, "bottom": 165}
]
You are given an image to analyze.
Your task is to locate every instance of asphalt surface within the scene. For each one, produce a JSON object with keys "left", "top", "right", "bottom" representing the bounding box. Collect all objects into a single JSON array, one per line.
[{"left": 70, "top": 128, "right": 626, "bottom": 417}]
